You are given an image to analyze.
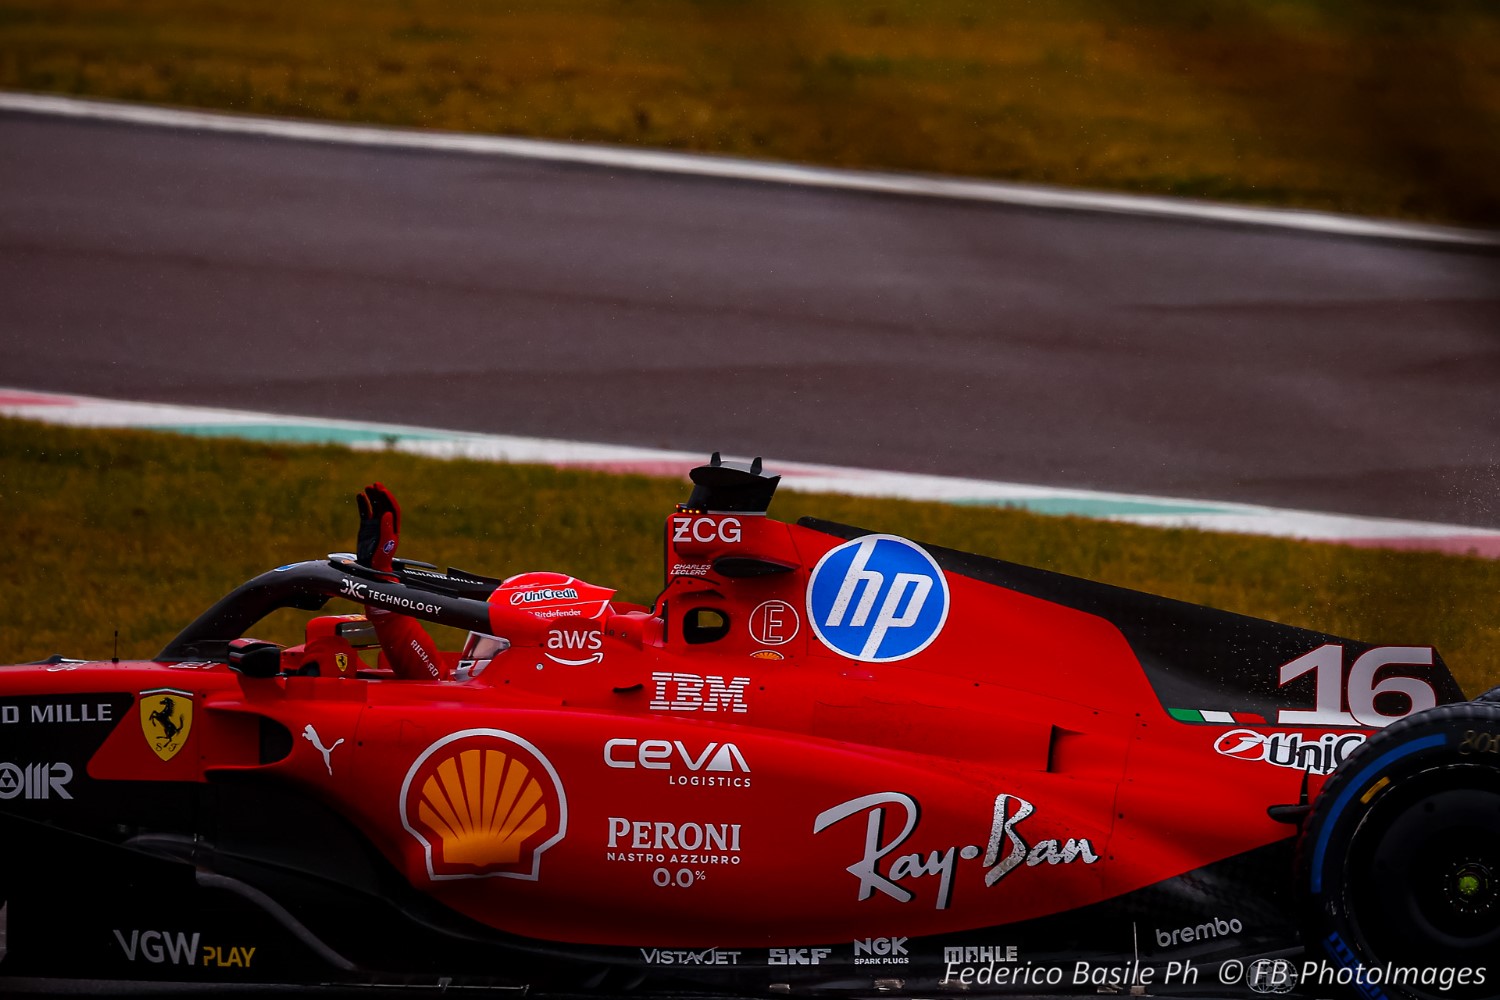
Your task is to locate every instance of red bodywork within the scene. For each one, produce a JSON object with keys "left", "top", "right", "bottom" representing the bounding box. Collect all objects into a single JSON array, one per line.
[{"left": 8, "top": 484, "right": 1452, "bottom": 956}]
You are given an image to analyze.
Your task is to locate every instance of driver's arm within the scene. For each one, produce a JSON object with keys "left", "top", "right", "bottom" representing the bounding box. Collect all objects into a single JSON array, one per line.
[{"left": 356, "top": 483, "right": 446, "bottom": 681}]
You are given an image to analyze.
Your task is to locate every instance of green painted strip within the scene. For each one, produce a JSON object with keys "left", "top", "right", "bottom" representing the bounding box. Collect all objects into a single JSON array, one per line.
[
  {"left": 150, "top": 426, "right": 1238, "bottom": 513},
  {"left": 143, "top": 423, "right": 448, "bottom": 445},
  {"left": 954, "top": 497, "right": 1229, "bottom": 517},
  {"left": 1168, "top": 707, "right": 1203, "bottom": 722}
]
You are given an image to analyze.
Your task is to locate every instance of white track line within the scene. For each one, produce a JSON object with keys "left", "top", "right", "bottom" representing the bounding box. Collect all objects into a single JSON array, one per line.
[
  {"left": 4, "top": 91, "right": 1497, "bottom": 248},
  {"left": 5, "top": 387, "right": 1499, "bottom": 558}
]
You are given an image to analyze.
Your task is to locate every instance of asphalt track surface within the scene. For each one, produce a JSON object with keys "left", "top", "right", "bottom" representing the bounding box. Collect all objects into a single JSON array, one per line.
[{"left": 2, "top": 110, "right": 1497, "bottom": 527}]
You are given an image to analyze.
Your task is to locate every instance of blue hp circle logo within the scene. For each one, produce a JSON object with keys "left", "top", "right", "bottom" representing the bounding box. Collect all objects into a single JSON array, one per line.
[{"left": 807, "top": 534, "right": 950, "bottom": 662}]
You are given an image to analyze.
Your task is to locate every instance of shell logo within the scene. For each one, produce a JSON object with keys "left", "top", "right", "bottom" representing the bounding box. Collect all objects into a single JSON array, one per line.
[{"left": 400, "top": 729, "right": 567, "bottom": 881}]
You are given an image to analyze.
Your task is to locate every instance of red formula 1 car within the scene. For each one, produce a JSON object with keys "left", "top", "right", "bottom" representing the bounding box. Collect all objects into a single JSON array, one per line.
[{"left": 1, "top": 456, "right": 1497, "bottom": 999}]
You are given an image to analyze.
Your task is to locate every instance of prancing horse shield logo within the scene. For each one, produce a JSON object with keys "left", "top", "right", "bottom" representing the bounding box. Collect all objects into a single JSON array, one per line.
[{"left": 140, "top": 688, "right": 193, "bottom": 761}]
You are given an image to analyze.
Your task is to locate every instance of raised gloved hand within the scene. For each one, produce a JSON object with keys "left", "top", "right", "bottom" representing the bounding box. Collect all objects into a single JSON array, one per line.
[{"left": 356, "top": 482, "right": 402, "bottom": 574}]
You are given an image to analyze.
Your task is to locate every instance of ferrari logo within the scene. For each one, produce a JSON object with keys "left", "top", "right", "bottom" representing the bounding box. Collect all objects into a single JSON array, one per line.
[
  {"left": 139, "top": 688, "right": 193, "bottom": 761},
  {"left": 334, "top": 652, "right": 350, "bottom": 675}
]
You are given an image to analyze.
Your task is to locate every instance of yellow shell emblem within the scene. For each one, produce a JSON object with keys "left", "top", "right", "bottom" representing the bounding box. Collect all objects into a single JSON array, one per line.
[
  {"left": 401, "top": 730, "right": 567, "bottom": 880},
  {"left": 139, "top": 688, "right": 193, "bottom": 762}
]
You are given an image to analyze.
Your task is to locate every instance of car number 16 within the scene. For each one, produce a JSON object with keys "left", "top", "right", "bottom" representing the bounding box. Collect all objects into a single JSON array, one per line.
[{"left": 1276, "top": 644, "right": 1437, "bottom": 728}]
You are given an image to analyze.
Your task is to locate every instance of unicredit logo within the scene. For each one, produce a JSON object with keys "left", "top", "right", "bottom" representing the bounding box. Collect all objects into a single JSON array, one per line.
[
  {"left": 1214, "top": 730, "right": 1269, "bottom": 761},
  {"left": 1213, "top": 729, "right": 1365, "bottom": 775},
  {"left": 510, "top": 588, "right": 579, "bottom": 605}
]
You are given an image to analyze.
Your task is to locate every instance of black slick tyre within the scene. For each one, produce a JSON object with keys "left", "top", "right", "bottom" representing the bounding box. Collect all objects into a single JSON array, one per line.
[{"left": 1297, "top": 701, "right": 1500, "bottom": 1000}]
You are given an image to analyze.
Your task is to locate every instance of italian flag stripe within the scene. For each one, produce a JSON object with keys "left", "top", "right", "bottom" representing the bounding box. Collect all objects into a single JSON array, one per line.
[{"left": 1169, "top": 708, "right": 1267, "bottom": 724}]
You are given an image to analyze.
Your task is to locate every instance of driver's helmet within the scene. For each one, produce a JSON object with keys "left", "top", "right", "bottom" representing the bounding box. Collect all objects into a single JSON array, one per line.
[
  {"left": 455, "top": 632, "right": 510, "bottom": 682},
  {"left": 454, "top": 572, "right": 615, "bottom": 682}
]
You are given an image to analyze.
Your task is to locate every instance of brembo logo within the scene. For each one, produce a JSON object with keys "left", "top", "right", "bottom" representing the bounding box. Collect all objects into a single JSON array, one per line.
[
  {"left": 1213, "top": 729, "right": 1366, "bottom": 775},
  {"left": 1155, "top": 916, "right": 1243, "bottom": 949},
  {"left": 807, "top": 535, "right": 950, "bottom": 662}
]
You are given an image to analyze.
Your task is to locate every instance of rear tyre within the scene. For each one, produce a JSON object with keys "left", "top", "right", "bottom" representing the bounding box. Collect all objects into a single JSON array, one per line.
[{"left": 1298, "top": 701, "right": 1500, "bottom": 1000}]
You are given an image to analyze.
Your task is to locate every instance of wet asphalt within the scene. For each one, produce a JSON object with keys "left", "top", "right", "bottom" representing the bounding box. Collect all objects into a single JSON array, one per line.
[{"left": 2, "top": 111, "right": 1497, "bottom": 526}]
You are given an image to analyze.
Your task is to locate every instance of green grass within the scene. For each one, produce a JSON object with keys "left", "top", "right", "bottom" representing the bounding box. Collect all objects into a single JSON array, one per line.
[
  {"left": 2, "top": 417, "right": 1496, "bottom": 698},
  {"left": 2, "top": 0, "right": 1499, "bottom": 224}
]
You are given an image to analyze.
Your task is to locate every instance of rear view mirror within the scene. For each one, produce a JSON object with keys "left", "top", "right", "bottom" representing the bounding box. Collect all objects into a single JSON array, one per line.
[
  {"left": 227, "top": 638, "right": 282, "bottom": 678},
  {"left": 334, "top": 619, "right": 379, "bottom": 647}
]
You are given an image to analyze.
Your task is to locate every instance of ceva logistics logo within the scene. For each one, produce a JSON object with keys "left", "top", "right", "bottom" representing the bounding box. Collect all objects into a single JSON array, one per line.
[{"left": 807, "top": 534, "right": 950, "bottom": 662}]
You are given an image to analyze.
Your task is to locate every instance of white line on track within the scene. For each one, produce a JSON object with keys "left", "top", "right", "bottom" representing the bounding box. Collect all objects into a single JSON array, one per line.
[
  {"left": 4, "top": 388, "right": 1498, "bottom": 558},
  {"left": 4, "top": 90, "right": 1498, "bottom": 248}
]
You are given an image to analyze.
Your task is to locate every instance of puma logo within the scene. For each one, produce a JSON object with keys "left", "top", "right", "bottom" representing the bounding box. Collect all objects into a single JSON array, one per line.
[{"left": 302, "top": 724, "right": 345, "bottom": 776}]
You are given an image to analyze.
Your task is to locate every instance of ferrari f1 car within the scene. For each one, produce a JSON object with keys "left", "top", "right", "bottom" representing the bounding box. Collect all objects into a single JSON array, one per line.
[{"left": 2, "top": 456, "right": 1497, "bottom": 999}]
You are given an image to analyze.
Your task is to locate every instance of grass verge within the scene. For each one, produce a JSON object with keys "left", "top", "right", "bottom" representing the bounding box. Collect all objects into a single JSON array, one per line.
[
  {"left": 2, "top": 417, "right": 1496, "bottom": 696},
  {"left": 2, "top": 0, "right": 1499, "bottom": 224}
]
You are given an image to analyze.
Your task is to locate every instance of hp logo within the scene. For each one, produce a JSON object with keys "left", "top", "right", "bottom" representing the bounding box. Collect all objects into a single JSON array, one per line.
[{"left": 807, "top": 535, "right": 950, "bottom": 662}]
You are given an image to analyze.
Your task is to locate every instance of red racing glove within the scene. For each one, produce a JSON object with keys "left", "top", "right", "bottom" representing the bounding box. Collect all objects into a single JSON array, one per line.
[
  {"left": 354, "top": 483, "right": 445, "bottom": 681},
  {"left": 356, "top": 482, "right": 401, "bottom": 575}
]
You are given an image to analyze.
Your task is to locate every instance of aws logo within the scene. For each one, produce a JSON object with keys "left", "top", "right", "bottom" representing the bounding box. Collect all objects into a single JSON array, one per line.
[
  {"left": 544, "top": 627, "right": 603, "bottom": 666},
  {"left": 139, "top": 689, "right": 193, "bottom": 762},
  {"left": 400, "top": 729, "right": 567, "bottom": 881}
]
